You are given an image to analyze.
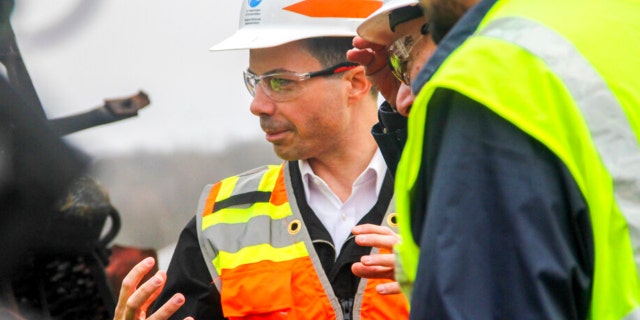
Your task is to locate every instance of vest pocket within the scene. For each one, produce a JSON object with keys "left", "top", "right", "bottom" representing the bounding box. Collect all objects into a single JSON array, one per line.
[{"left": 220, "top": 264, "right": 293, "bottom": 319}]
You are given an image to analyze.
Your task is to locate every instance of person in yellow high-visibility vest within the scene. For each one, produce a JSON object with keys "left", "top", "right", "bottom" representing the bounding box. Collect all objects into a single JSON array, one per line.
[{"left": 395, "top": 0, "right": 640, "bottom": 318}]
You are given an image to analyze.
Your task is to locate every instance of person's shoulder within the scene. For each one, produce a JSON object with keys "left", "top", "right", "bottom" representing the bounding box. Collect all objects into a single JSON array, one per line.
[
  {"left": 201, "top": 163, "right": 286, "bottom": 191},
  {"left": 236, "top": 164, "right": 282, "bottom": 178},
  {"left": 195, "top": 163, "right": 287, "bottom": 219}
]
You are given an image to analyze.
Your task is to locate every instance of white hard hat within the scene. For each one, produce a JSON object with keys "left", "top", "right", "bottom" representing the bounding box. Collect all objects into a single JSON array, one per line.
[
  {"left": 210, "top": 0, "right": 385, "bottom": 51},
  {"left": 357, "top": 0, "right": 421, "bottom": 45}
]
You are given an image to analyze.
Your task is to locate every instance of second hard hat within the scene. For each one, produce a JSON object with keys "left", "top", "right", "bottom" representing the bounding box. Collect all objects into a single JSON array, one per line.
[{"left": 357, "top": 0, "right": 422, "bottom": 45}]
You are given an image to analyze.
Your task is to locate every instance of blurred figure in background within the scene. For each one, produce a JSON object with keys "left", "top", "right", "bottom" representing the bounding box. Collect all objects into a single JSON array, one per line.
[
  {"left": 1, "top": 0, "right": 87, "bottom": 287},
  {"left": 2, "top": 1, "right": 149, "bottom": 318},
  {"left": 1, "top": 0, "right": 90, "bottom": 314}
]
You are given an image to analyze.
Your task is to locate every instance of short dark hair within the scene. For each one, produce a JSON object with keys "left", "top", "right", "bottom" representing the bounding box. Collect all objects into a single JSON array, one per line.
[
  {"left": 299, "top": 37, "right": 354, "bottom": 68},
  {"left": 299, "top": 37, "right": 378, "bottom": 97}
]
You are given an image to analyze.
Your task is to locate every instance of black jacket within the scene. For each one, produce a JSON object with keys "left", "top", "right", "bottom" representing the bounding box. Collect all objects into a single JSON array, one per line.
[{"left": 372, "top": 102, "right": 407, "bottom": 177}]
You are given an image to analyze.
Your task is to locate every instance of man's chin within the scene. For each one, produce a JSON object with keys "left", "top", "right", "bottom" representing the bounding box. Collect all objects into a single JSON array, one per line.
[{"left": 272, "top": 145, "right": 295, "bottom": 161}]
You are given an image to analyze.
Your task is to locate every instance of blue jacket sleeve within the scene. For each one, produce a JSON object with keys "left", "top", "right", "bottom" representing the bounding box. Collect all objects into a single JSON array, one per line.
[
  {"left": 151, "top": 217, "right": 226, "bottom": 320},
  {"left": 409, "top": 88, "right": 594, "bottom": 319}
]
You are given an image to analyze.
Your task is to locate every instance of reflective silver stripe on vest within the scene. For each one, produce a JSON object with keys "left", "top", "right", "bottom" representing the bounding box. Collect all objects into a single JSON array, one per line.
[
  {"left": 199, "top": 165, "right": 297, "bottom": 254},
  {"left": 480, "top": 17, "right": 640, "bottom": 275},
  {"left": 229, "top": 166, "right": 270, "bottom": 198},
  {"left": 201, "top": 215, "right": 294, "bottom": 254},
  {"left": 623, "top": 307, "right": 640, "bottom": 320}
]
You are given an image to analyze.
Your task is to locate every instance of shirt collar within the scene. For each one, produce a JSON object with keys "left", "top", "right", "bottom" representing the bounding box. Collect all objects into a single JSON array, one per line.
[
  {"left": 298, "top": 149, "right": 387, "bottom": 202},
  {"left": 412, "top": 0, "right": 499, "bottom": 94}
]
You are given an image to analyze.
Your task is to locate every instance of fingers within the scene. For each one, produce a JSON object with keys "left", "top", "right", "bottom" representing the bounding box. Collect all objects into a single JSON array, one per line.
[
  {"left": 348, "top": 36, "right": 390, "bottom": 76},
  {"left": 361, "top": 252, "right": 396, "bottom": 269},
  {"left": 352, "top": 261, "right": 394, "bottom": 279},
  {"left": 352, "top": 36, "right": 386, "bottom": 51},
  {"left": 352, "top": 224, "right": 396, "bottom": 236},
  {"left": 352, "top": 251, "right": 396, "bottom": 279},
  {"left": 135, "top": 271, "right": 167, "bottom": 313},
  {"left": 376, "top": 282, "right": 402, "bottom": 295},
  {"left": 348, "top": 38, "right": 401, "bottom": 107},
  {"left": 124, "top": 270, "right": 167, "bottom": 319},
  {"left": 120, "top": 257, "right": 156, "bottom": 297},
  {"left": 146, "top": 293, "right": 186, "bottom": 320},
  {"left": 354, "top": 234, "right": 398, "bottom": 251},
  {"left": 114, "top": 257, "right": 157, "bottom": 319},
  {"left": 114, "top": 257, "right": 183, "bottom": 320},
  {"left": 346, "top": 47, "right": 375, "bottom": 66},
  {"left": 347, "top": 47, "right": 388, "bottom": 77},
  {"left": 119, "top": 280, "right": 185, "bottom": 320},
  {"left": 353, "top": 224, "right": 400, "bottom": 251}
]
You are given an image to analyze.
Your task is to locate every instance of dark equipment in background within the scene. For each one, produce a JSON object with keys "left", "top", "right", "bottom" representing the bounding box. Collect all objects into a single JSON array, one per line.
[
  {"left": 1, "top": 2, "right": 150, "bottom": 318},
  {"left": 8, "top": 177, "right": 121, "bottom": 320},
  {"left": 0, "top": 18, "right": 150, "bottom": 135}
]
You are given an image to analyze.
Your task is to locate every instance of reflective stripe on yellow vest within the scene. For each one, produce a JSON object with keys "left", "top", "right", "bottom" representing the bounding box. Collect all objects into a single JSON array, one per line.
[
  {"left": 396, "top": 0, "right": 640, "bottom": 318},
  {"left": 196, "top": 162, "right": 409, "bottom": 320}
]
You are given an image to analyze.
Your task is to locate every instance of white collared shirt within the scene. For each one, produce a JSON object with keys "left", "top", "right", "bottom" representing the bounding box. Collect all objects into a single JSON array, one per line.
[{"left": 298, "top": 149, "right": 387, "bottom": 258}]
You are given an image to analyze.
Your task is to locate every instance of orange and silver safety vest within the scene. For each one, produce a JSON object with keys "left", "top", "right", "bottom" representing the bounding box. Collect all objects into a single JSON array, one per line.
[{"left": 196, "top": 162, "right": 409, "bottom": 320}]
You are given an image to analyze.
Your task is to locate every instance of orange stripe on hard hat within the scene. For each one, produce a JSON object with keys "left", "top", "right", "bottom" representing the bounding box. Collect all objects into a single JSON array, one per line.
[{"left": 284, "top": 0, "right": 383, "bottom": 18}]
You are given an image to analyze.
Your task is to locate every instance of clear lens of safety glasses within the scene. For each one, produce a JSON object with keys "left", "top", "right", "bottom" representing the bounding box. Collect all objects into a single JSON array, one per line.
[
  {"left": 387, "top": 23, "right": 429, "bottom": 86},
  {"left": 243, "top": 62, "right": 358, "bottom": 102},
  {"left": 388, "top": 34, "right": 422, "bottom": 86}
]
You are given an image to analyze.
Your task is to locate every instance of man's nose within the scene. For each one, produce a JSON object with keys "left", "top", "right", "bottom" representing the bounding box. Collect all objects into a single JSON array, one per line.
[
  {"left": 249, "top": 85, "right": 276, "bottom": 116},
  {"left": 395, "top": 83, "right": 414, "bottom": 117}
]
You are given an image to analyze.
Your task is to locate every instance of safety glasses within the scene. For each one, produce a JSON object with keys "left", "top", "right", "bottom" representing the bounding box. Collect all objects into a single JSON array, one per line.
[
  {"left": 388, "top": 23, "right": 429, "bottom": 86},
  {"left": 243, "top": 62, "right": 359, "bottom": 102}
]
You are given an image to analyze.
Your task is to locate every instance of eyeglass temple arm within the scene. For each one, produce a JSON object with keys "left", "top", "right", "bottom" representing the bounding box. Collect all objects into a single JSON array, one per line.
[{"left": 309, "top": 62, "right": 359, "bottom": 77}]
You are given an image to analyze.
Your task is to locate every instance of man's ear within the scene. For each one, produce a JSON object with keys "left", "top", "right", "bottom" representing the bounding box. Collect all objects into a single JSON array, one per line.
[{"left": 344, "top": 65, "right": 372, "bottom": 105}]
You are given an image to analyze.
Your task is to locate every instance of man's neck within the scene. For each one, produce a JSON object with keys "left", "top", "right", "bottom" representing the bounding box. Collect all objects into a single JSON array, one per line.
[{"left": 305, "top": 144, "right": 378, "bottom": 202}]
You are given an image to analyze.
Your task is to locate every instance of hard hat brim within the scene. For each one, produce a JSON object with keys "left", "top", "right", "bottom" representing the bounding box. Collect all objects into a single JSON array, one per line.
[
  {"left": 210, "top": 24, "right": 359, "bottom": 51},
  {"left": 357, "top": 0, "right": 420, "bottom": 45}
]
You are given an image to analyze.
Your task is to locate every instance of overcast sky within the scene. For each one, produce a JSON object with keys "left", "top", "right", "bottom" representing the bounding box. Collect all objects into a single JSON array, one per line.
[{"left": 10, "top": 0, "right": 262, "bottom": 157}]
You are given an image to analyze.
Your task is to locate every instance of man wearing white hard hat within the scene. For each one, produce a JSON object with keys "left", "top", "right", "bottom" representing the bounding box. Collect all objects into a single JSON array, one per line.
[{"left": 112, "top": 0, "right": 410, "bottom": 319}]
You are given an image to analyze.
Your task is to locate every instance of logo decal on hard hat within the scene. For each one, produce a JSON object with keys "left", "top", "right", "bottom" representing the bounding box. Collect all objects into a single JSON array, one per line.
[
  {"left": 249, "top": 0, "right": 263, "bottom": 8},
  {"left": 284, "top": 0, "right": 383, "bottom": 18}
]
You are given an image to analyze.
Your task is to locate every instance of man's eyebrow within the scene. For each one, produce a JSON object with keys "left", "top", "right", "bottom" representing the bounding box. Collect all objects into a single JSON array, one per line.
[{"left": 246, "top": 67, "right": 296, "bottom": 75}]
